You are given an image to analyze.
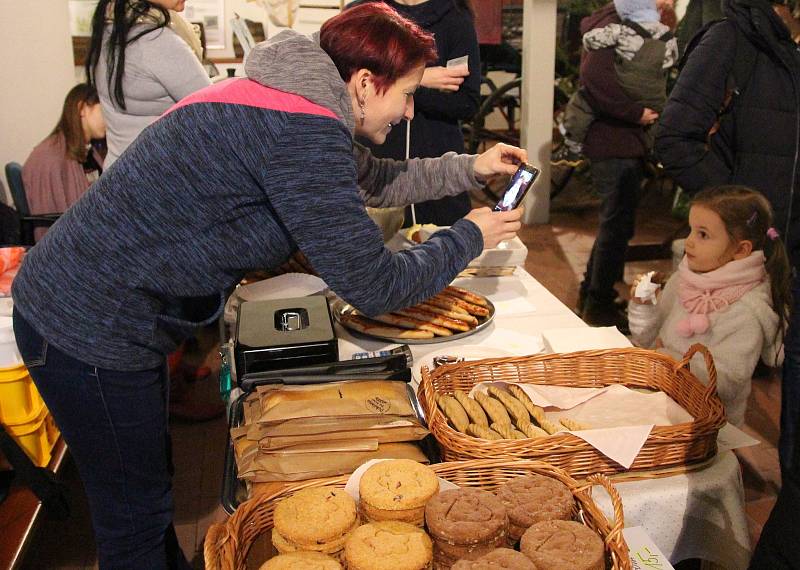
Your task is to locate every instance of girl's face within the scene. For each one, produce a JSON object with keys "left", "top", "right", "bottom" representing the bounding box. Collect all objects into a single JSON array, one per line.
[
  {"left": 351, "top": 65, "right": 424, "bottom": 145},
  {"left": 685, "top": 205, "right": 747, "bottom": 272},
  {"left": 81, "top": 102, "right": 106, "bottom": 141},
  {"left": 150, "top": 0, "right": 187, "bottom": 12}
]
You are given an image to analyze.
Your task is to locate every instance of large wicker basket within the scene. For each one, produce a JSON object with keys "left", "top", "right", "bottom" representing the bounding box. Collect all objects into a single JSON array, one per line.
[
  {"left": 419, "top": 344, "right": 726, "bottom": 479},
  {"left": 204, "top": 459, "right": 631, "bottom": 570}
]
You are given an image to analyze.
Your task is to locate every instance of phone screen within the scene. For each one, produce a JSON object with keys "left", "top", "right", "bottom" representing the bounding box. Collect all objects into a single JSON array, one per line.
[{"left": 493, "top": 164, "right": 540, "bottom": 212}]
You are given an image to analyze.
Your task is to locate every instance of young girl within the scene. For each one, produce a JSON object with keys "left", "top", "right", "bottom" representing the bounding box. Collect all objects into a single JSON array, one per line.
[{"left": 629, "top": 185, "right": 790, "bottom": 426}]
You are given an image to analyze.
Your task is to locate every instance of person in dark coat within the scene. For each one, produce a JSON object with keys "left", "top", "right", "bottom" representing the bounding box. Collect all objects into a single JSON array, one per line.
[
  {"left": 655, "top": 1, "right": 800, "bottom": 564},
  {"left": 576, "top": 1, "right": 659, "bottom": 330},
  {"left": 348, "top": 0, "right": 481, "bottom": 227},
  {"left": 655, "top": 0, "right": 800, "bottom": 473}
]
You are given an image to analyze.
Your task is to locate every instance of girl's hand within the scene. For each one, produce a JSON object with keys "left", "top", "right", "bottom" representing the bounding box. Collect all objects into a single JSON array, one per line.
[
  {"left": 630, "top": 272, "right": 665, "bottom": 304},
  {"left": 421, "top": 66, "right": 468, "bottom": 92},
  {"left": 465, "top": 206, "right": 524, "bottom": 249},
  {"left": 473, "top": 144, "right": 529, "bottom": 180}
]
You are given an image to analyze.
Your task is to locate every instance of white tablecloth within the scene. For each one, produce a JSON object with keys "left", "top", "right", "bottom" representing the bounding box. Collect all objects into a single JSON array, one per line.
[{"left": 333, "top": 268, "right": 750, "bottom": 569}]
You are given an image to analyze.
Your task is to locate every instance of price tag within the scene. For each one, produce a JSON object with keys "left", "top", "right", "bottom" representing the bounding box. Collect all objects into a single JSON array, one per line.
[{"left": 623, "top": 527, "right": 675, "bottom": 570}]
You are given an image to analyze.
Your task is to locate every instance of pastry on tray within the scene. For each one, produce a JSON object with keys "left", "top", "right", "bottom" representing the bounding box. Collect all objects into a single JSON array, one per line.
[
  {"left": 344, "top": 521, "right": 433, "bottom": 570},
  {"left": 451, "top": 548, "right": 539, "bottom": 570},
  {"left": 520, "top": 520, "right": 604, "bottom": 570},
  {"left": 495, "top": 475, "right": 575, "bottom": 542},
  {"left": 259, "top": 552, "right": 343, "bottom": 570}
]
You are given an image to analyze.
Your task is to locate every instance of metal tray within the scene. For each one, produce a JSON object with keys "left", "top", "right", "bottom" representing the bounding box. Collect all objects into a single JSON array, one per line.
[{"left": 330, "top": 296, "right": 496, "bottom": 345}]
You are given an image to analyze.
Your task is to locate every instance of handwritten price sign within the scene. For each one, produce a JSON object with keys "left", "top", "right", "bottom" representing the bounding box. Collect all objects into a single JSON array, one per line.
[{"left": 623, "top": 527, "right": 675, "bottom": 570}]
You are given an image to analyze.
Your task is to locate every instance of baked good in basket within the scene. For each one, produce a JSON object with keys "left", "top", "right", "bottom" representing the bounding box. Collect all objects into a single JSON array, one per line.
[
  {"left": 451, "top": 548, "right": 538, "bottom": 569},
  {"left": 495, "top": 475, "right": 575, "bottom": 542},
  {"left": 520, "top": 520, "right": 604, "bottom": 570},
  {"left": 344, "top": 521, "right": 433, "bottom": 570},
  {"left": 272, "top": 487, "right": 358, "bottom": 559},
  {"left": 259, "top": 552, "right": 343, "bottom": 570},
  {"left": 359, "top": 459, "right": 439, "bottom": 526},
  {"left": 425, "top": 488, "right": 509, "bottom": 566}
]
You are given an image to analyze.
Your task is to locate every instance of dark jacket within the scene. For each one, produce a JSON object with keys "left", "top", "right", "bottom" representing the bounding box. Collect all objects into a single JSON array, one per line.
[
  {"left": 349, "top": 0, "right": 481, "bottom": 224},
  {"left": 11, "top": 30, "right": 484, "bottom": 371},
  {"left": 580, "top": 3, "right": 650, "bottom": 160},
  {"left": 655, "top": 0, "right": 800, "bottom": 264}
]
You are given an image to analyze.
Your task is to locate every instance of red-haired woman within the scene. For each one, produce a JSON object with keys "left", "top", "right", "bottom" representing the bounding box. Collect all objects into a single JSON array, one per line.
[
  {"left": 349, "top": 0, "right": 480, "bottom": 228},
  {"left": 22, "top": 83, "right": 106, "bottom": 241},
  {"left": 12, "top": 4, "right": 525, "bottom": 567}
]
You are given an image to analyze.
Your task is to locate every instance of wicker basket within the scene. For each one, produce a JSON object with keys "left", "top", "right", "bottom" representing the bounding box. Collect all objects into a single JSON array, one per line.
[
  {"left": 419, "top": 344, "right": 726, "bottom": 479},
  {"left": 204, "top": 459, "right": 631, "bottom": 570}
]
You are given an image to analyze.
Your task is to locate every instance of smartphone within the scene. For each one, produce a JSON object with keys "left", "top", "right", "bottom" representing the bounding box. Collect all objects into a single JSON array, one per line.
[{"left": 494, "top": 163, "right": 540, "bottom": 212}]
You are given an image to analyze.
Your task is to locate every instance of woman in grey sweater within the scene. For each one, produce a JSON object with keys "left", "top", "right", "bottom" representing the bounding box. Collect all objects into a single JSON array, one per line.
[{"left": 85, "top": 0, "right": 211, "bottom": 167}]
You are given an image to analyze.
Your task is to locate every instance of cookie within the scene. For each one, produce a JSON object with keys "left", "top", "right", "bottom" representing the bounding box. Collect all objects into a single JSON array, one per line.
[
  {"left": 273, "top": 487, "right": 358, "bottom": 548},
  {"left": 466, "top": 423, "right": 503, "bottom": 440},
  {"left": 520, "top": 520, "right": 604, "bottom": 570},
  {"left": 490, "top": 422, "right": 526, "bottom": 440},
  {"left": 560, "top": 418, "right": 591, "bottom": 431},
  {"left": 496, "top": 475, "right": 574, "bottom": 541},
  {"left": 474, "top": 392, "right": 512, "bottom": 426},
  {"left": 259, "top": 552, "right": 343, "bottom": 570},
  {"left": 487, "top": 387, "right": 530, "bottom": 426},
  {"left": 360, "top": 459, "right": 439, "bottom": 511},
  {"left": 517, "top": 421, "right": 550, "bottom": 439},
  {"left": 437, "top": 394, "right": 470, "bottom": 433},
  {"left": 425, "top": 488, "right": 508, "bottom": 546},
  {"left": 344, "top": 521, "right": 433, "bottom": 570},
  {"left": 454, "top": 390, "right": 489, "bottom": 427},
  {"left": 272, "top": 520, "right": 357, "bottom": 556},
  {"left": 451, "top": 548, "right": 539, "bottom": 570}
]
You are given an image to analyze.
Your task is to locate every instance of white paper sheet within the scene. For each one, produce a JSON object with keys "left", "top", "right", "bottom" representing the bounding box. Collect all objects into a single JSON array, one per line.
[{"left": 542, "top": 326, "right": 631, "bottom": 352}]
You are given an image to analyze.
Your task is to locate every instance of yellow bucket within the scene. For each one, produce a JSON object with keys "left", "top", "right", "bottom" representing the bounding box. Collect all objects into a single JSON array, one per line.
[
  {"left": 4, "top": 406, "right": 60, "bottom": 467},
  {"left": 0, "top": 364, "right": 44, "bottom": 425}
]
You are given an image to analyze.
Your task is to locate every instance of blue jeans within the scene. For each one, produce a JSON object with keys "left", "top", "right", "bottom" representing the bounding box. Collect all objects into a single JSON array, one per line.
[
  {"left": 13, "top": 309, "right": 191, "bottom": 570},
  {"left": 580, "top": 158, "right": 644, "bottom": 305},
  {"left": 780, "top": 270, "right": 800, "bottom": 473}
]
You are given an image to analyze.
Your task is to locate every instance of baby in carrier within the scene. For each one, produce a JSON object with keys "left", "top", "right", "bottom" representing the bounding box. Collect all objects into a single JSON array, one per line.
[{"left": 552, "top": 0, "right": 678, "bottom": 166}]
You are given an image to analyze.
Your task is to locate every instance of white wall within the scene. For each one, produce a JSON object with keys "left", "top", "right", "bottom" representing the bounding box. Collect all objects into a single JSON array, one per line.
[{"left": 0, "top": 0, "right": 76, "bottom": 204}]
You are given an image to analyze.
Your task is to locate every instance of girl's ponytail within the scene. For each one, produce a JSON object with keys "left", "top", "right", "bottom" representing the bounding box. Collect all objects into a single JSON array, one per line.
[{"left": 764, "top": 228, "right": 792, "bottom": 343}]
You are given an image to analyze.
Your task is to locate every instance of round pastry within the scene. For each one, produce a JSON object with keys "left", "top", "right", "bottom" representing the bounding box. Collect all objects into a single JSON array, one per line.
[
  {"left": 425, "top": 488, "right": 508, "bottom": 546},
  {"left": 360, "top": 500, "right": 426, "bottom": 527},
  {"left": 273, "top": 486, "right": 358, "bottom": 548},
  {"left": 496, "top": 475, "right": 575, "bottom": 541},
  {"left": 272, "top": 520, "right": 357, "bottom": 556},
  {"left": 451, "top": 548, "right": 539, "bottom": 570},
  {"left": 344, "top": 521, "right": 433, "bottom": 570},
  {"left": 259, "top": 552, "right": 343, "bottom": 570},
  {"left": 360, "top": 459, "right": 439, "bottom": 511},
  {"left": 520, "top": 520, "right": 605, "bottom": 570}
]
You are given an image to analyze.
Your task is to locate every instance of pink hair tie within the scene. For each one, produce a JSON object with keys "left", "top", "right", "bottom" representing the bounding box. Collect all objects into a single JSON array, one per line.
[{"left": 767, "top": 227, "right": 780, "bottom": 241}]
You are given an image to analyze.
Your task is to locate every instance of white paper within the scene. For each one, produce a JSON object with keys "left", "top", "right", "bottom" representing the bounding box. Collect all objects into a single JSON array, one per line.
[
  {"left": 542, "top": 326, "right": 631, "bottom": 353},
  {"left": 717, "top": 422, "right": 760, "bottom": 453},
  {"left": 634, "top": 271, "right": 661, "bottom": 305},
  {"left": 624, "top": 526, "right": 676, "bottom": 570},
  {"left": 446, "top": 55, "right": 469, "bottom": 69},
  {"left": 343, "top": 459, "right": 458, "bottom": 502}
]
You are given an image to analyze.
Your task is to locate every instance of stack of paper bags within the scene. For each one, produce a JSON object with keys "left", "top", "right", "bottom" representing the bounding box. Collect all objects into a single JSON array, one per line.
[{"left": 231, "top": 380, "right": 429, "bottom": 482}]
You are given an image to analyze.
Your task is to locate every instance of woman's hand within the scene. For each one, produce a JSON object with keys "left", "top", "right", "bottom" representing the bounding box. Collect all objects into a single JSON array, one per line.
[
  {"left": 473, "top": 144, "right": 529, "bottom": 180},
  {"left": 421, "top": 66, "right": 468, "bottom": 92},
  {"left": 465, "top": 206, "right": 524, "bottom": 249}
]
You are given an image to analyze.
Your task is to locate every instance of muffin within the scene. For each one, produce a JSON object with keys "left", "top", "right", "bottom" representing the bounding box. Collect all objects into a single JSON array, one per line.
[
  {"left": 425, "top": 488, "right": 509, "bottom": 568},
  {"left": 520, "top": 520, "right": 605, "bottom": 570},
  {"left": 360, "top": 459, "right": 439, "bottom": 526},
  {"left": 344, "top": 521, "right": 433, "bottom": 570},
  {"left": 272, "top": 486, "right": 359, "bottom": 560},
  {"left": 451, "top": 548, "right": 539, "bottom": 570},
  {"left": 495, "top": 475, "right": 575, "bottom": 542},
  {"left": 259, "top": 552, "right": 343, "bottom": 570}
]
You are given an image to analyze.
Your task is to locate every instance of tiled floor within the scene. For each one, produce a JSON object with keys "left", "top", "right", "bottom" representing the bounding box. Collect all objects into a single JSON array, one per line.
[{"left": 14, "top": 173, "right": 781, "bottom": 568}]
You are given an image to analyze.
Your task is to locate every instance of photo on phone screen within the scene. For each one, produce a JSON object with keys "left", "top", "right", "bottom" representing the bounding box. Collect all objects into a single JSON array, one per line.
[{"left": 494, "top": 164, "right": 540, "bottom": 212}]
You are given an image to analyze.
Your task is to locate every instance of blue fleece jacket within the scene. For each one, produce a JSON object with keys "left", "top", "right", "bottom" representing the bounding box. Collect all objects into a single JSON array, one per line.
[{"left": 11, "top": 30, "right": 484, "bottom": 371}]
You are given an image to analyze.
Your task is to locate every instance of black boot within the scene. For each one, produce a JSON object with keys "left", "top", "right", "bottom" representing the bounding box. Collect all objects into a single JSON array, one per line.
[{"left": 582, "top": 298, "right": 630, "bottom": 335}]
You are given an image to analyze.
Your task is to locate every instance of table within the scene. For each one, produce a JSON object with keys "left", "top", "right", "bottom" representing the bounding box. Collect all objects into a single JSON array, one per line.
[{"left": 335, "top": 267, "right": 751, "bottom": 570}]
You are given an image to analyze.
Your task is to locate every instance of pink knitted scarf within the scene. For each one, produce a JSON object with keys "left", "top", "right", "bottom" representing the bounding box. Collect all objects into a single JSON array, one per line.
[{"left": 676, "top": 251, "right": 766, "bottom": 338}]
